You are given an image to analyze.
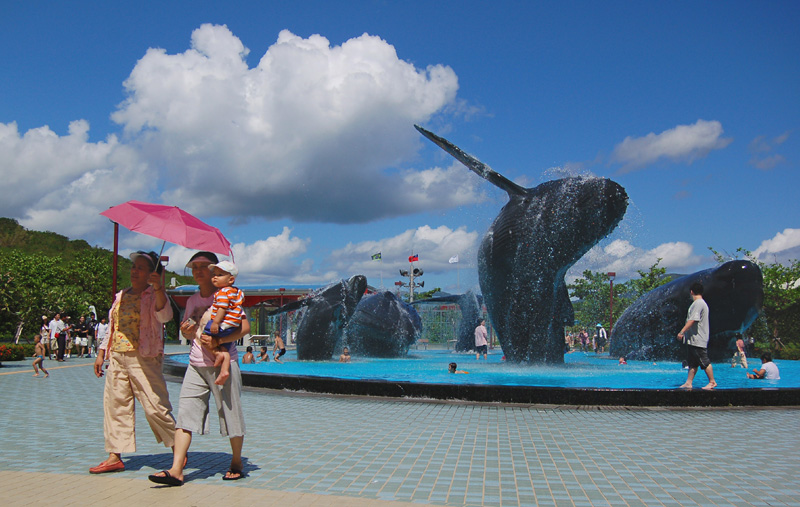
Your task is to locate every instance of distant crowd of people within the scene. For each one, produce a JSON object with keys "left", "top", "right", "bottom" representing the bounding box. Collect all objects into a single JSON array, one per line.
[
  {"left": 563, "top": 324, "right": 608, "bottom": 353},
  {"left": 38, "top": 312, "right": 109, "bottom": 363}
]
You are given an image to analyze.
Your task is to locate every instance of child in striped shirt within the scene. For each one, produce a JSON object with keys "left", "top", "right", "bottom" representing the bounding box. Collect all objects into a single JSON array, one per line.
[{"left": 205, "top": 261, "right": 245, "bottom": 385}]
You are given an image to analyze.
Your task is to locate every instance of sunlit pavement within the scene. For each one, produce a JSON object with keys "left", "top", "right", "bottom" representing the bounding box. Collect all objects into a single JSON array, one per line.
[{"left": 1, "top": 345, "right": 799, "bottom": 507}]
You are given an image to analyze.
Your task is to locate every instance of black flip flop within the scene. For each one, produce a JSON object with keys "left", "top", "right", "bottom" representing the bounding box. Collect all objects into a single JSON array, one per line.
[
  {"left": 148, "top": 470, "right": 183, "bottom": 487},
  {"left": 222, "top": 468, "right": 245, "bottom": 481}
]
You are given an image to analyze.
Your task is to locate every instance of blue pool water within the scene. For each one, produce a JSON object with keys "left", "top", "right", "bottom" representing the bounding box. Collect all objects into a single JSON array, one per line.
[{"left": 171, "top": 349, "right": 797, "bottom": 390}]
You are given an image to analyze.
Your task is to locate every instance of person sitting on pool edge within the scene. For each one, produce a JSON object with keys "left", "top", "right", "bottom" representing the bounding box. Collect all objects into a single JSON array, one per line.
[
  {"left": 746, "top": 352, "right": 780, "bottom": 380},
  {"left": 448, "top": 362, "right": 468, "bottom": 374}
]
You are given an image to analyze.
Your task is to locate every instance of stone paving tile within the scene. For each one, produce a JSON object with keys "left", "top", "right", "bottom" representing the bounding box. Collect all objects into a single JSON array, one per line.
[{"left": 1, "top": 351, "right": 800, "bottom": 506}]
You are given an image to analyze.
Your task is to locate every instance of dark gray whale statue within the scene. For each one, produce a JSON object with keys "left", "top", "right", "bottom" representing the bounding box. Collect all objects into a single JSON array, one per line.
[
  {"left": 411, "top": 291, "right": 483, "bottom": 352},
  {"left": 345, "top": 291, "right": 422, "bottom": 357},
  {"left": 416, "top": 125, "right": 629, "bottom": 363},
  {"left": 610, "top": 260, "right": 763, "bottom": 361},
  {"left": 268, "top": 275, "right": 367, "bottom": 360}
]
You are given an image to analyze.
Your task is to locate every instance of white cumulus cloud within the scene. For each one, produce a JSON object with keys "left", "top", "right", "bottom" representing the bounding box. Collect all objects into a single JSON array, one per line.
[
  {"left": 753, "top": 228, "right": 800, "bottom": 264},
  {"left": 159, "top": 227, "right": 323, "bottom": 284},
  {"left": 0, "top": 25, "right": 474, "bottom": 243},
  {"left": 611, "top": 119, "right": 733, "bottom": 173},
  {"left": 112, "top": 25, "right": 474, "bottom": 223},
  {"left": 159, "top": 223, "right": 480, "bottom": 286},
  {"left": 327, "top": 224, "right": 480, "bottom": 286},
  {"left": 0, "top": 120, "right": 153, "bottom": 238},
  {"left": 568, "top": 239, "right": 704, "bottom": 281}
]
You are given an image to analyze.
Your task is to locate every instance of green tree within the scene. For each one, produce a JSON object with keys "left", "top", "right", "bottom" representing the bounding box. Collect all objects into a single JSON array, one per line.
[
  {"left": 0, "top": 251, "right": 74, "bottom": 340},
  {"left": 568, "top": 260, "right": 671, "bottom": 331},
  {"left": 0, "top": 217, "right": 194, "bottom": 342},
  {"left": 619, "top": 259, "right": 671, "bottom": 308},
  {"left": 568, "top": 270, "right": 615, "bottom": 329},
  {"left": 413, "top": 287, "right": 442, "bottom": 300}
]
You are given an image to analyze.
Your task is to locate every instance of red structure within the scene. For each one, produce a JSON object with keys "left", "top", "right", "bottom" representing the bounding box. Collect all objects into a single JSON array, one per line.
[{"left": 167, "top": 285, "right": 318, "bottom": 310}]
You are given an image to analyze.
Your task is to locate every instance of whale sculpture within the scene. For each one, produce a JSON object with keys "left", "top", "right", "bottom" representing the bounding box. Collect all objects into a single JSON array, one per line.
[
  {"left": 416, "top": 125, "right": 628, "bottom": 363},
  {"left": 345, "top": 291, "right": 421, "bottom": 357},
  {"left": 411, "top": 291, "right": 483, "bottom": 352},
  {"left": 268, "top": 275, "right": 367, "bottom": 360},
  {"left": 610, "top": 260, "right": 763, "bottom": 361}
]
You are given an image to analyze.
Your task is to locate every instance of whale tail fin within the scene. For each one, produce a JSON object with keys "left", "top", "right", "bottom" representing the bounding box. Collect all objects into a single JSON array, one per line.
[
  {"left": 415, "top": 125, "right": 526, "bottom": 197},
  {"left": 267, "top": 298, "right": 308, "bottom": 316}
]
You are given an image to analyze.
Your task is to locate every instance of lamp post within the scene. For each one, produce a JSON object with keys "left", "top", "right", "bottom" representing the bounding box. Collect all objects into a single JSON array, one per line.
[
  {"left": 279, "top": 287, "right": 285, "bottom": 341},
  {"left": 398, "top": 266, "right": 424, "bottom": 302},
  {"left": 607, "top": 272, "right": 616, "bottom": 331}
]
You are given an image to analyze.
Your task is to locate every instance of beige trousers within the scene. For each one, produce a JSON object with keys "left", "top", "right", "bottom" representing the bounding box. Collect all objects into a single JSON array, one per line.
[{"left": 103, "top": 351, "right": 176, "bottom": 453}]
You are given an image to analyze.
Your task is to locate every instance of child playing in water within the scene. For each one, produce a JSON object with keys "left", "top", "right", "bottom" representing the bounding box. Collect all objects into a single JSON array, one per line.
[
  {"left": 205, "top": 261, "right": 245, "bottom": 385},
  {"left": 242, "top": 346, "right": 255, "bottom": 364},
  {"left": 258, "top": 346, "right": 270, "bottom": 362},
  {"left": 273, "top": 334, "right": 286, "bottom": 363},
  {"left": 32, "top": 334, "right": 49, "bottom": 377},
  {"left": 448, "top": 362, "right": 468, "bottom": 374}
]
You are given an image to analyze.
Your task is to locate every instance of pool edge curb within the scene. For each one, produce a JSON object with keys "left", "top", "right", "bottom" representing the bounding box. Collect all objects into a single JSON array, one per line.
[{"left": 163, "top": 358, "right": 800, "bottom": 407}]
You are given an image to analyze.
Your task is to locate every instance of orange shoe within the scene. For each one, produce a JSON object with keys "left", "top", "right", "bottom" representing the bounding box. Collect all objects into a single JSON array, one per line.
[{"left": 89, "top": 459, "right": 125, "bottom": 474}]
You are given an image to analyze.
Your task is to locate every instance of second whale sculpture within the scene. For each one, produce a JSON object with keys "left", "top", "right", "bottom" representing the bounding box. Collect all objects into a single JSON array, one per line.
[
  {"left": 268, "top": 275, "right": 367, "bottom": 360},
  {"left": 416, "top": 125, "right": 629, "bottom": 363},
  {"left": 610, "top": 260, "right": 763, "bottom": 361},
  {"left": 345, "top": 291, "right": 422, "bottom": 357}
]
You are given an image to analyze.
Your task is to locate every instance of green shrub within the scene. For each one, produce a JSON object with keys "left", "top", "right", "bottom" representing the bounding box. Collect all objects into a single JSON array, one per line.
[
  {"left": 777, "top": 342, "right": 800, "bottom": 361},
  {"left": 753, "top": 341, "right": 800, "bottom": 361},
  {"left": 0, "top": 343, "right": 25, "bottom": 361}
]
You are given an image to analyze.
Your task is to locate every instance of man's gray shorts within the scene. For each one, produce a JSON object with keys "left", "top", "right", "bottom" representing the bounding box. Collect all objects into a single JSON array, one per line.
[{"left": 176, "top": 361, "right": 245, "bottom": 437}]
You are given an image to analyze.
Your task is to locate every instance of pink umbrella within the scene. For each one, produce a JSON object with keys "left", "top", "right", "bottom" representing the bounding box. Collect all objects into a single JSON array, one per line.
[
  {"left": 101, "top": 200, "right": 233, "bottom": 298},
  {"left": 101, "top": 200, "right": 232, "bottom": 255}
]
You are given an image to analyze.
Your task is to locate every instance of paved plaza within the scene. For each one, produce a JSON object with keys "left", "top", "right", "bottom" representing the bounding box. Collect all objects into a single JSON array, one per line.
[{"left": 1, "top": 348, "right": 799, "bottom": 507}]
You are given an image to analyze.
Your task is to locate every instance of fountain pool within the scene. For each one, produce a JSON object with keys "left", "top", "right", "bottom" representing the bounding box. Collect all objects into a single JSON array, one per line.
[{"left": 164, "top": 350, "right": 799, "bottom": 407}]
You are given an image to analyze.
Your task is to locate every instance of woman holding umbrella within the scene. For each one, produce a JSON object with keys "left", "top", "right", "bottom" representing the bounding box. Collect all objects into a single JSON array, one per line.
[
  {"left": 148, "top": 251, "right": 248, "bottom": 486},
  {"left": 90, "top": 251, "right": 177, "bottom": 474}
]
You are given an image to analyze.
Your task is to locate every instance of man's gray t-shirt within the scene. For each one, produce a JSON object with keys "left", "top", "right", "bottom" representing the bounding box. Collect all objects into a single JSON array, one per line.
[{"left": 685, "top": 298, "right": 709, "bottom": 348}]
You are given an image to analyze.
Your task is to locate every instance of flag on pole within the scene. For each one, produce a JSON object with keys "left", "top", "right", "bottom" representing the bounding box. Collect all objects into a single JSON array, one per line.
[
  {"left": 371, "top": 252, "right": 382, "bottom": 260},
  {"left": 408, "top": 254, "right": 419, "bottom": 262},
  {"left": 449, "top": 255, "right": 459, "bottom": 264}
]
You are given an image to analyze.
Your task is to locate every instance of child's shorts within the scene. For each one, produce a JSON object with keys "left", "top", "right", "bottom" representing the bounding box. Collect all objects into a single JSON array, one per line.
[{"left": 203, "top": 322, "right": 237, "bottom": 351}]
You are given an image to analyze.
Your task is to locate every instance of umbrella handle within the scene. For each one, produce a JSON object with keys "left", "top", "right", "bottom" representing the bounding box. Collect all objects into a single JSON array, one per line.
[{"left": 157, "top": 240, "right": 170, "bottom": 273}]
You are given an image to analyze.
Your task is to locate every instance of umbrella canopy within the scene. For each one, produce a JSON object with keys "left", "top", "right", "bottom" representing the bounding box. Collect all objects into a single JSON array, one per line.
[{"left": 100, "top": 200, "right": 232, "bottom": 256}]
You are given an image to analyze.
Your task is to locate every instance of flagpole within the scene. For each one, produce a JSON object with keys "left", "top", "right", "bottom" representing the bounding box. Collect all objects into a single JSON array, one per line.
[
  {"left": 449, "top": 254, "right": 460, "bottom": 293},
  {"left": 457, "top": 258, "right": 460, "bottom": 293},
  {"left": 372, "top": 252, "right": 384, "bottom": 290}
]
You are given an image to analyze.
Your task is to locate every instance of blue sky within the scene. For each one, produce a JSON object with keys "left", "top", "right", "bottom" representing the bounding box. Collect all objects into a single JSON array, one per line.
[{"left": 2, "top": 1, "right": 798, "bottom": 292}]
